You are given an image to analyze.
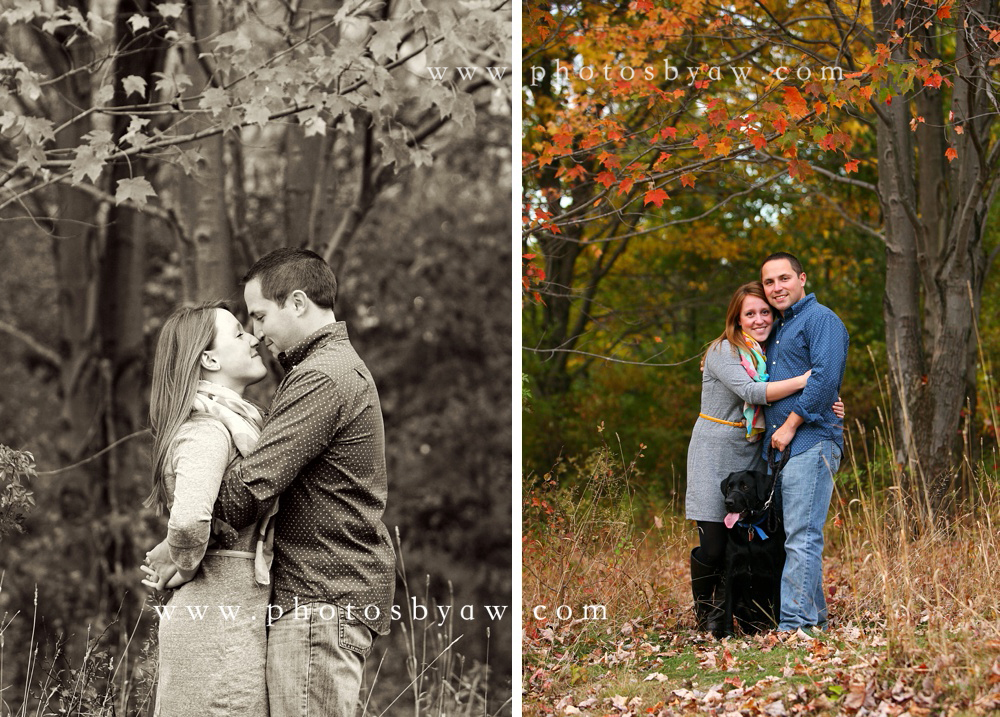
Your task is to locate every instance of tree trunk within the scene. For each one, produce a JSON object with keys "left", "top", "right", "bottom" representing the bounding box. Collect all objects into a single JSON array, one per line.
[
  {"left": 874, "top": 0, "right": 992, "bottom": 517},
  {"left": 171, "top": 1, "right": 237, "bottom": 301}
]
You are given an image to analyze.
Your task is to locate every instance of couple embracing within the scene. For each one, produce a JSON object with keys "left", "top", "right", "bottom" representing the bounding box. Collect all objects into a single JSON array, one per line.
[
  {"left": 685, "top": 251, "right": 850, "bottom": 635},
  {"left": 141, "top": 248, "right": 395, "bottom": 717}
]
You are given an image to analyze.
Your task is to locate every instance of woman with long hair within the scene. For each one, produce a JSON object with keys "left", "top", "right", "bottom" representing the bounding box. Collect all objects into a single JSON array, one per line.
[
  {"left": 142, "top": 302, "right": 273, "bottom": 716},
  {"left": 685, "top": 282, "right": 842, "bottom": 635}
]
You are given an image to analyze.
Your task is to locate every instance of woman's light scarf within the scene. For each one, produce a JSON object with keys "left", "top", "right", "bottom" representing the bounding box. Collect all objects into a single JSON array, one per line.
[
  {"left": 736, "top": 333, "right": 769, "bottom": 442},
  {"left": 193, "top": 380, "right": 277, "bottom": 585}
]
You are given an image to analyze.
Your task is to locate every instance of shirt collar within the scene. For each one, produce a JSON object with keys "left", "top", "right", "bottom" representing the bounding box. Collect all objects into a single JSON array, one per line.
[
  {"left": 780, "top": 292, "right": 816, "bottom": 320},
  {"left": 278, "top": 322, "right": 348, "bottom": 370}
]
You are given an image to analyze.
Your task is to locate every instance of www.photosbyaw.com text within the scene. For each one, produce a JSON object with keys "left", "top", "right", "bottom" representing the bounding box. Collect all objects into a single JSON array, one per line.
[
  {"left": 527, "top": 59, "right": 845, "bottom": 87},
  {"left": 151, "top": 596, "right": 509, "bottom": 627}
]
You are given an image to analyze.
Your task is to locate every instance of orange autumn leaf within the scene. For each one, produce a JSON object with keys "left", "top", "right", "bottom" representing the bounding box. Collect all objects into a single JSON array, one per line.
[
  {"left": 595, "top": 170, "right": 616, "bottom": 188},
  {"left": 845, "top": 159, "right": 860, "bottom": 173},
  {"left": 597, "top": 151, "right": 621, "bottom": 169},
  {"left": 643, "top": 187, "right": 669, "bottom": 207},
  {"left": 946, "top": 147, "right": 958, "bottom": 161},
  {"left": 783, "top": 86, "right": 809, "bottom": 119},
  {"left": 680, "top": 173, "right": 696, "bottom": 188}
]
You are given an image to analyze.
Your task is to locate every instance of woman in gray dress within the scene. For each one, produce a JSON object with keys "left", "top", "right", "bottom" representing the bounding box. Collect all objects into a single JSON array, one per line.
[
  {"left": 685, "top": 282, "right": 843, "bottom": 634},
  {"left": 140, "top": 303, "right": 274, "bottom": 716}
]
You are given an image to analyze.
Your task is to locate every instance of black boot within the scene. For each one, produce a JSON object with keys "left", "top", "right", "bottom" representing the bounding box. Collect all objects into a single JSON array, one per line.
[{"left": 690, "top": 548, "right": 725, "bottom": 636}]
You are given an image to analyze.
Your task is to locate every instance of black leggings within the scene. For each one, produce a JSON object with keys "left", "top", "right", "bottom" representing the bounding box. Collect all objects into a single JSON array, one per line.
[{"left": 695, "top": 520, "right": 728, "bottom": 568}]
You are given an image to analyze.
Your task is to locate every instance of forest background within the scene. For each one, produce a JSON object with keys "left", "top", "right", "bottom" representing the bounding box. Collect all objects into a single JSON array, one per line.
[
  {"left": 0, "top": 0, "right": 512, "bottom": 715},
  {"left": 523, "top": 0, "right": 1000, "bottom": 714}
]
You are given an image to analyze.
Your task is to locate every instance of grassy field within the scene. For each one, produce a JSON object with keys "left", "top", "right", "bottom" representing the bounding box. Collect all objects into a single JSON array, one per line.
[{"left": 522, "top": 435, "right": 1000, "bottom": 716}]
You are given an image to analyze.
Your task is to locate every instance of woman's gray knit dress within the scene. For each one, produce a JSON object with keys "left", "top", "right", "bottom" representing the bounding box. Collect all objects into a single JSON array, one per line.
[
  {"left": 154, "top": 413, "right": 270, "bottom": 717},
  {"left": 685, "top": 340, "right": 770, "bottom": 522}
]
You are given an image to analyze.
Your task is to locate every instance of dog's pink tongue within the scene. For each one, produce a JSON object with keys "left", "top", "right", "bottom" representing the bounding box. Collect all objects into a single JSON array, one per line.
[{"left": 724, "top": 512, "right": 741, "bottom": 529}]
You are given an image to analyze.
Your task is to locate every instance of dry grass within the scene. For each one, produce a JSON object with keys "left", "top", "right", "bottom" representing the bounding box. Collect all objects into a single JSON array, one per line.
[{"left": 522, "top": 429, "right": 1000, "bottom": 714}]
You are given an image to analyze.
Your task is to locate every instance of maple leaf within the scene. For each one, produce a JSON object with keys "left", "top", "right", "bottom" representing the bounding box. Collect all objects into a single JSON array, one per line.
[
  {"left": 714, "top": 136, "right": 733, "bottom": 155},
  {"left": 595, "top": 170, "right": 616, "bottom": 188},
  {"left": 564, "top": 164, "right": 588, "bottom": 181},
  {"left": 946, "top": 147, "right": 958, "bottom": 161},
  {"left": 127, "top": 13, "right": 150, "bottom": 32},
  {"left": 845, "top": 159, "right": 860, "bottom": 173},
  {"left": 617, "top": 177, "right": 634, "bottom": 195},
  {"left": 924, "top": 73, "right": 943, "bottom": 88},
  {"left": 115, "top": 177, "right": 156, "bottom": 208},
  {"left": 199, "top": 87, "right": 229, "bottom": 116},
  {"left": 122, "top": 75, "right": 146, "bottom": 98},
  {"left": 937, "top": 3, "right": 951, "bottom": 19},
  {"left": 693, "top": 133, "right": 711, "bottom": 151},
  {"left": 303, "top": 115, "right": 327, "bottom": 137},
  {"left": 369, "top": 20, "right": 405, "bottom": 62},
  {"left": 751, "top": 133, "right": 767, "bottom": 150},
  {"left": 680, "top": 173, "right": 695, "bottom": 188},
  {"left": 156, "top": 3, "right": 184, "bottom": 18},
  {"left": 213, "top": 30, "right": 252, "bottom": 53},
  {"left": 242, "top": 98, "right": 272, "bottom": 127},
  {"left": 657, "top": 126, "right": 678, "bottom": 141},
  {"left": 69, "top": 146, "right": 104, "bottom": 184},
  {"left": 94, "top": 84, "right": 115, "bottom": 106},
  {"left": 552, "top": 128, "right": 574, "bottom": 150},
  {"left": 643, "top": 187, "right": 669, "bottom": 207},
  {"left": 783, "top": 86, "right": 809, "bottom": 119},
  {"left": 597, "top": 151, "right": 621, "bottom": 169}
]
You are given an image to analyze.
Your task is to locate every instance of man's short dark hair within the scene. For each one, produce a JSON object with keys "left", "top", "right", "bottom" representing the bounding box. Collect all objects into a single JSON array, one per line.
[
  {"left": 761, "top": 251, "right": 804, "bottom": 275},
  {"left": 242, "top": 248, "right": 337, "bottom": 310}
]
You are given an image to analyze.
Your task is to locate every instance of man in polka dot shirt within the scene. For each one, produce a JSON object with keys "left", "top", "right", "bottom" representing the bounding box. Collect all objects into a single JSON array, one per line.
[{"left": 213, "top": 247, "right": 397, "bottom": 717}]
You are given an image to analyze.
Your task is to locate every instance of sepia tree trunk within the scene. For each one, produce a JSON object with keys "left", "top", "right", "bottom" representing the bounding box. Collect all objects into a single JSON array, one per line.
[{"left": 174, "top": 1, "right": 237, "bottom": 301}]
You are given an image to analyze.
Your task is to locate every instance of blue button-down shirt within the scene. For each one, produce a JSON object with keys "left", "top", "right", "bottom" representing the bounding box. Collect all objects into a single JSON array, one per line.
[{"left": 763, "top": 293, "right": 849, "bottom": 457}]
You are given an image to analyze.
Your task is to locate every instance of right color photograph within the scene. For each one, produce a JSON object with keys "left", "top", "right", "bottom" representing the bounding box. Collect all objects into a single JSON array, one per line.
[{"left": 522, "top": 0, "right": 1000, "bottom": 714}]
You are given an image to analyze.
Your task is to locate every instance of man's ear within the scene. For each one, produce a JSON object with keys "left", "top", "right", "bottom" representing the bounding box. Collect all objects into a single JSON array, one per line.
[
  {"left": 799, "top": 272, "right": 807, "bottom": 288},
  {"left": 200, "top": 350, "right": 219, "bottom": 372},
  {"left": 289, "top": 289, "right": 309, "bottom": 315}
]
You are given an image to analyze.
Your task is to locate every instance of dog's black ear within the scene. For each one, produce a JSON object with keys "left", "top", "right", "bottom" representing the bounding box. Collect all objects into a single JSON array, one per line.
[
  {"left": 720, "top": 476, "right": 730, "bottom": 497},
  {"left": 755, "top": 471, "right": 774, "bottom": 502}
]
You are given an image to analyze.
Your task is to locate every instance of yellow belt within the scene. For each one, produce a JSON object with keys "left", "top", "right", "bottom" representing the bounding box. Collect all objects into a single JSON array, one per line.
[{"left": 699, "top": 412, "right": 744, "bottom": 428}]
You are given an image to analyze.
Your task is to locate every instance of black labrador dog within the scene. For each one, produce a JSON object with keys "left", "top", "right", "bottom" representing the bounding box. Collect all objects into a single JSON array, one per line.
[{"left": 717, "top": 456, "right": 786, "bottom": 637}]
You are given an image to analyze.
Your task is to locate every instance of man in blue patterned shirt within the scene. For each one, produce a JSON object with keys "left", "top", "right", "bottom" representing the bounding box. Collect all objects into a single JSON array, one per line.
[{"left": 760, "top": 252, "right": 849, "bottom": 633}]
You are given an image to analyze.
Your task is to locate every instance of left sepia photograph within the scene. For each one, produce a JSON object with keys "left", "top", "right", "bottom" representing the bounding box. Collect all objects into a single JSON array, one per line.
[{"left": 0, "top": 1, "right": 512, "bottom": 715}]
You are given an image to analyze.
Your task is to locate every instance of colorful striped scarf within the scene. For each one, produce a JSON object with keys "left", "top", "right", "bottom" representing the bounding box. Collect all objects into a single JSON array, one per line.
[{"left": 736, "top": 333, "right": 769, "bottom": 442}]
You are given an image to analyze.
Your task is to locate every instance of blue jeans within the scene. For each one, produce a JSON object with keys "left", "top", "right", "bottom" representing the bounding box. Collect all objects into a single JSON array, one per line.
[
  {"left": 775, "top": 440, "right": 841, "bottom": 631},
  {"left": 267, "top": 602, "right": 374, "bottom": 717}
]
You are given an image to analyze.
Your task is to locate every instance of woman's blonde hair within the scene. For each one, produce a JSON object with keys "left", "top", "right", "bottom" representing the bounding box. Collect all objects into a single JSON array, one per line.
[
  {"left": 703, "top": 282, "right": 769, "bottom": 368},
  {"left": 145, "top": 301, "right": 227, "bottom": 513}
]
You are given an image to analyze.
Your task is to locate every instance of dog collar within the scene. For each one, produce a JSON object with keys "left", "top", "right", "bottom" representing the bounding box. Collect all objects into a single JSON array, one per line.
[{"left": 737, "top": 516, "right": 770, "bottom": 541}]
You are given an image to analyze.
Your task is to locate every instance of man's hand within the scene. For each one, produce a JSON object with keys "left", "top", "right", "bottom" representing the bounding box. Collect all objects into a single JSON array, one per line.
[{"left": 771, "top": 422, "right": 798, "bottom": 453}]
